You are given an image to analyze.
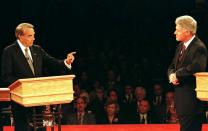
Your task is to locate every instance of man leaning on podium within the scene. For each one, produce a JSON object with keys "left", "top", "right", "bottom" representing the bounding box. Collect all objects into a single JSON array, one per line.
[
  {"left": 168, "top": 15, "right": 207, "bottom": 131},
  {"left": 1, "top": 23, "right": 76, "bottom": 131}
]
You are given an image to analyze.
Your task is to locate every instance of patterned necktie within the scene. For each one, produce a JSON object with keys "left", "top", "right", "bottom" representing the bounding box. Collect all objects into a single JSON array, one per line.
[
  {"left": 25, "top": 48, "right": 35, "bottom": 75},
  {"left": 178, "top": 44, "right": 186, "bottom": 62},
  {"left": 176, "top": 44, "right": 186, "bottom": 69}
]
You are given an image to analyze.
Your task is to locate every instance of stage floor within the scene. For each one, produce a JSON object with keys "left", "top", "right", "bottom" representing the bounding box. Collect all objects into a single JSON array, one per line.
[{"left": 3, "top": 124, "right": 208, "bottom": 131}]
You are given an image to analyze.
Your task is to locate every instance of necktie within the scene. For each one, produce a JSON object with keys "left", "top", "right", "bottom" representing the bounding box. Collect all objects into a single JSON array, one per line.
[
  {"left": 156, "top": 96, "right": 161, "bottom": 105},
  {"left": 141, "top": 115, "right": 145, "bottom": 124},
  {"left": 25, "top": 48, "right": 35, "bottom": 75},
  {"left": 78, "top": 113, "right": 82, "bottom": 125},
  {"left": 178, "top": 44, "right": 186, "bottom": 62},
  {"left": 176, "top": 44, "right": 186, "bottom": 69}
]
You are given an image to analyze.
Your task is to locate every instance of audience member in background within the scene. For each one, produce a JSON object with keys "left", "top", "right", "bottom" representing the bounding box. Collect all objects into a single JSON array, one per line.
[
  {"left": 104, "top": 69, "right": 121, "bottom": 93},
  {"left": 89, "top": 87, "right": 107, "bottom": 124},
  {"left": 73, "top": 83, "right": 81, "bottom": 99},
  {"left": 166, "top": 103, "right": 179, "bottom": 124},
  {"left": 130, "top": 86, "right": 148, "bottom": 119},
  {"left": 79, "top": 90, "right": 90, "bottom": 104},
  {"left": 132, "top": 100, "right": 158, "bottom": 124},
  {"left": 134, "top": 86, "right": 147, "bottom": 106},
  {"left": 78, "top": 71, "right": 91, "bottom": 92},
  {"left": 151, "top": 83, "right": 165, "bottom": 107},
  {"left": 65, "top": 97, "right": 96, "bottom": 125},
  {"left": 121, "top": 84, "right": 136, "bottom": 123},
  {"left": 122, "top": 84, "right": 135, "bottom": 104},
  {"left": 100, "top": 100, "right": 122, "bottom": 124},
  {"left": 89, "top": 80, "right": 102, "bottom": 101},
  {"left": 150, "top": 83, "right": 165, "bottom": 123},
  {"left": 62, "top": 91, "right": 90, "bottom": 124},
  {"left": 0, "top": 103, "right": 13, "bottom": 131},
  {"left": 159, "top": 91, "right": 179, "bottom": 123},
  {"left": 107, "top": 89, "right": 122, "bottom": 105},
  {"left": 62, "top": 83, "right": 82, "bottom": 123}
]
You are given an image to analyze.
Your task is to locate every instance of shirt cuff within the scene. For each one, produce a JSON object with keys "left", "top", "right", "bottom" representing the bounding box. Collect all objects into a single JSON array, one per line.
[{"left": 64, "top": 59, "right": 72, "bottom": 69}]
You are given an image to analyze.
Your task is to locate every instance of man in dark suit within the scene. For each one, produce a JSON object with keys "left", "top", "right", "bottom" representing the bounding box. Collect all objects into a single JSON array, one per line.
[
  {"left": 1, "top": 23, "right": 76, "bottom": 131},
  {"left": 168, "top": 15, "right": 207, "bottom": 131},
  {"left": 131, "top": 99, "right": 158, "bottom": 124},
  {"left": 65, "top": 96, "right": 96, "bottom": 125}
]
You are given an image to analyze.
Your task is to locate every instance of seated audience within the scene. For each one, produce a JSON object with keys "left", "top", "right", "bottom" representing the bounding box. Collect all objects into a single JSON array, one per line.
[
  {"left": 89, "top": 87, "right": 107, "bottom": 124},
  {"left": 100, "top": 100, "right": 123, "bottom": 124},
  {"left": 65, "top": 97, "right": 96, "bottom": 125},
  {"left": 132, "top": 99, "right": 158, "bottom": 124}
]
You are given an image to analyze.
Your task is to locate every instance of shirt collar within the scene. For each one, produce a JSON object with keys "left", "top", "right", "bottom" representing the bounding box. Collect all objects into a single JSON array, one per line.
[
  {"left": 77, "top": 112, "right": 85, "bottom": 116},
  {"left": 184, "top": 35, "right": 195, "bottom": 49},
  {"left": 140, "top": 113, "right": 147, "bottom": 118},
  {"left": 17, "top": 39, "right": 27, "bottom": 52}
]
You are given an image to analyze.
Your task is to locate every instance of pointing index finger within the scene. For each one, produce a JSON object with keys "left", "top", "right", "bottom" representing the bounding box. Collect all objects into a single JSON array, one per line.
[{"left": 69, "top": 51, "right": 76, "bottom": 55}]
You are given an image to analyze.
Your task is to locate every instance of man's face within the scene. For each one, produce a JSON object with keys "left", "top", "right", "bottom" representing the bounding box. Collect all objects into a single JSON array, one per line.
[
  {"left": 154, "top": 84, "right": 162, "bottom": 96},
  {"left": 166, "top": 92, "right": 174, "bottom": 105},
  {"left": 135, "top": 88, "right": 145, "bottom": 101},
  {"left": 106, "top": 104, "right": 117, "bottom": 115},
  {"left": 138, "top": 100, "right": 149, "bottom": 114},
  {"left": 125, "top": 85, "right": 133, "bottom": 95},
  {"left": 109, "top": 91, "right": 118, "bottom": 101},
  {"left": 174, "top": 25, "right": 189, "bottom": 42},
  {"left": 96, "top": 89, "right": 104, "bottom": 99},
  {"left": 18, "top": 27, "right": 35, "bottom": 47},
  {"left": 76, "top": 98, "right": 86, "bottom": 112}
]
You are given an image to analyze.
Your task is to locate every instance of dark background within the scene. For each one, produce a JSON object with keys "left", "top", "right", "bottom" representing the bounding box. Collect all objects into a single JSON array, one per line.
[{"left": 0, "top": 0, "right": 207, "bottom": 86}]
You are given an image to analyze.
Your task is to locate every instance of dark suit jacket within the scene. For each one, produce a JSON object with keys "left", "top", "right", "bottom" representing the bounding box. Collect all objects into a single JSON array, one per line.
[
  {"left": 1, "top": 41, "right": 70, "bottom": 85},
  {"left": 168, "top": 37, "right": 207, "bottom": 115},
  {"left": 131, "top": 112, "right": 158, "bottom": 124},
  {"left": 66, "top": 112, "right": 96, "bottom": 125},
  {"left": 99, "top": 113, "right": 124, "bottom": 124}
]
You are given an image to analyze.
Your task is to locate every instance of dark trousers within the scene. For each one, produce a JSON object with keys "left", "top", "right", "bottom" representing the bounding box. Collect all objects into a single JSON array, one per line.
[
  {"left": 12, "top": 102, "right": 46, "bottom": 131},
  {"left": 179, "top": 114, "right": 203, "bottom": 131},
  {"left": 12, "top": 102, "right": 30, "bottom": 131}
]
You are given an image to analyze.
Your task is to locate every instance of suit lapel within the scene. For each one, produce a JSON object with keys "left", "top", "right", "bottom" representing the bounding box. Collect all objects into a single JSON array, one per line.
[
  {"left": 177, "top": 38, "right": 196, "bottom": 68},
  {"left": 175, "top": 43, "right": 183, "bottom": 69},
  {"left": 14, "top": 42, "right": 35, "bottom": 76}
]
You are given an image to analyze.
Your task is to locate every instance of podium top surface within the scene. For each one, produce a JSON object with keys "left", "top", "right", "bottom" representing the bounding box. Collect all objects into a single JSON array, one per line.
[
  {"left": 194, "top": 72, "right": 208, "bottom": 77},
  {"left": 9, "top": 75, "right": 75, "bottom": 90}
]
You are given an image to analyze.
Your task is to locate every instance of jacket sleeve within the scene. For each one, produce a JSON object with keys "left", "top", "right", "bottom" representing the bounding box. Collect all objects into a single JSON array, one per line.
[
  {"left": 167, "top": 45, "right": 180, "bottom": 77},
  {"left": 176, "top": 46, "right": 207, "bottom": 82},
  {"left": 1, "top": 48, "right": 18, "bottom": 85},
  {"left": 38, "top": 45, "right": 72, "bottom": 75}
]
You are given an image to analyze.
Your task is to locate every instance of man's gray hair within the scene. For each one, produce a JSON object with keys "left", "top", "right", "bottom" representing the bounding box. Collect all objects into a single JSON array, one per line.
[
  {"left": 15, "top": 23, "right": 34, "bottom": 38},
  {"left": 175, "top": 15, "right": 197, "bottom": 34}
]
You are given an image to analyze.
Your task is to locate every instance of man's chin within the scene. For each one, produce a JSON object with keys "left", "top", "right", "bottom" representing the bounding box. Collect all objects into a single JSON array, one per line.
[
  {"left": 176, "top": 38, "right": 181, "bottom": 42},
  {"left": 29, "top": 43, "right": 33, "bottom": 47}
]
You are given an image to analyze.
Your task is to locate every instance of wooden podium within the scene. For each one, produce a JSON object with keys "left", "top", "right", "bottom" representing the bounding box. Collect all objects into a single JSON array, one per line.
[
  {"left": 194, "top": 72, "right": 208, "bottom": 101},
  {"left": 0, "top": 75, "right": 75, "bottom": 131},
  {"left": 8, "top": 75, "right": 75, "bottom": 107}
]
